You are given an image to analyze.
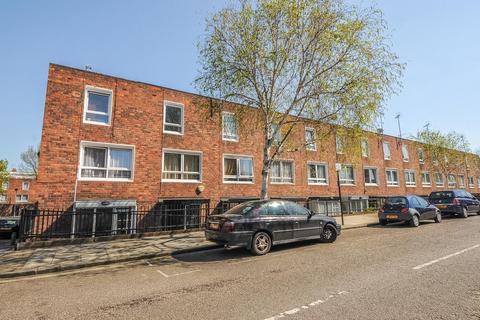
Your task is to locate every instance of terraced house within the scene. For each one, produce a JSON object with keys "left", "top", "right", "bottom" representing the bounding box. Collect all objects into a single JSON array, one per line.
[
  {"left": 0, "top": 170, "right": 36, "bottom": 215},
  {"left": 35, "top": 64, "right": 480, "bottom": 220}
]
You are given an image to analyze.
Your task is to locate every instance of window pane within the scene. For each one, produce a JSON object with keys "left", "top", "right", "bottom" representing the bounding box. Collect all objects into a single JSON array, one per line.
[
  {"left": 109, "top": 149, "right": 132, "bottom": 169},
  {"left": 284, "top": 202, "right": 309, "bottom": 216},
  {"left": 282, "top": 162, "right": 293, "bottom": 181},
  {"left": 308, "top": 164, "right": 317, "bottom": 179},
  {"left": 223, "top": 114, "right": 238, "bottom": 139},
  {"left": 184, "top": 154, "right": 200, "bottom": 173},
  {"left": 164, "top": 153, "right": 181, "bottom": 172},
  {"left": 263, "top": 201, "right": 286, "bottom": 216},
  {"left": 224, "top": 158, "right": 238, "bottom": 176},
  {"left": 85, "top": 113, "right": 109, "bottom": 124},
  {"left": 165, "top": 105, "right": 182, "bottom": 125},
  {"left": 88, "top": 92, "right": 109, "bottom": 113},
  {"left": 239, "top": 159, "right": 253, "bottom": 176},
  {"left": 108, "top": 170, "right": 132, "bottom": 179},
  {"left": 271, "top": 161, "right": 281, "bottom": 178},
  {"left": 81, "top": 168, "right": 107, "bottom": 178},
  {"left": 83, "top": 147, "right": 106, "bottom": 168}
]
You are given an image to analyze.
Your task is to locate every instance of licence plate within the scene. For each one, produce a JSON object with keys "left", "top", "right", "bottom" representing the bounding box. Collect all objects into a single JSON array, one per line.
[
  {"left": 437, "top": 205, "right": 447, "bottom": 209},
  {"left": 386, "top": 214, "right": 398, "bottom": 219},
  {"left": 209, "top": 223, "right": 220, "bottom": 230}
]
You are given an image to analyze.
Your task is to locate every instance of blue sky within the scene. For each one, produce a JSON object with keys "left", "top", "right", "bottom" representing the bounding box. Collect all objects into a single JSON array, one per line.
[{"left": 1, "top": 0, "right": 479, "bottom": 169}]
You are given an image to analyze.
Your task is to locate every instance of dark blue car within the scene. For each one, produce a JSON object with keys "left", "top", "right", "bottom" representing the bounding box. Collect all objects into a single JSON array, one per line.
[
  {"left": 429, "top": 190, "right": 480, "bottom": 218},
  {"left": 205, "top": 200, "right": 341, "bottom": 255}
]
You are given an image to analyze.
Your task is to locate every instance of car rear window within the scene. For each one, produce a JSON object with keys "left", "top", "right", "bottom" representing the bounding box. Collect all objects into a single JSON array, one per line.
[
  {"left": 429, "top": 191, "right": 454, "bottom": 199},
  {"left": 385, "top": 197, "right": 407, "bottom": 206},
  {"left": 224, "top": 202, "right": 262, "bottom": 216}
]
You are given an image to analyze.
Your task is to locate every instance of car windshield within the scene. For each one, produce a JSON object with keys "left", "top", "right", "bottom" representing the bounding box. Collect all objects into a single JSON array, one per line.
[
  {"left": 224, "top": 202, "right": 262, "bottom": 216},
  {"left": 385, "top": 197, "right": 407, "bottom": 206},
  {"left": 430, "top": 191, "right": 454, "bottom": 199}
]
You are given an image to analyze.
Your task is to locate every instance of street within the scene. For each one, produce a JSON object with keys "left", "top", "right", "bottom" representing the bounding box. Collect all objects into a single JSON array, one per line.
[{"left": 1, "top": 215, "right": 480, "bottom": 320}]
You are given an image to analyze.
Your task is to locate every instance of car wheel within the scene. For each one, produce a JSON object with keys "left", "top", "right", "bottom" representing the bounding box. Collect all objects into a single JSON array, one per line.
[
  {"left": 251, "top": 232, "right": 272, "bottom": 255},
  {"left": 379, "top": 219, "right": 387, "bottom": 226},
  {"left": 409, "top": 215, "right": 420, "bottom": 227},
  {"left": 434, "top": 211, "right": 442, "bottom": 223},
  {"left": 320, "top": 225, "right": 337, "bottom": 243},
  {"left": 461, "top": 207, "right": 468, "bottom": 219}
]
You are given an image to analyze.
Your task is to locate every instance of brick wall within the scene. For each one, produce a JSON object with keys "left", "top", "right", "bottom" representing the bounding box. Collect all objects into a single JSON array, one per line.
[{"left": 35, "top": 64, "right": 480, "bottom": 209}]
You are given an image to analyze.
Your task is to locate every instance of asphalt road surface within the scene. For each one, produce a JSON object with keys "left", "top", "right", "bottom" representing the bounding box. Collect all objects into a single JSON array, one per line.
[{"left": 1, "top": 215, "right": 480, "bottom": 320}]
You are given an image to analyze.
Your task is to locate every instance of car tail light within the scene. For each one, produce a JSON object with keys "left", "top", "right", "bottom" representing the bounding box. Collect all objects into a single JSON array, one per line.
[
  {"left": 400, "top": 207, "right": 409, "bottom": 214},
  {"left": 453, "top": 198, "right": 460, "bottom": 206},
  {"left": 222, "top": 221, "right": 235, "bottom": 232}
]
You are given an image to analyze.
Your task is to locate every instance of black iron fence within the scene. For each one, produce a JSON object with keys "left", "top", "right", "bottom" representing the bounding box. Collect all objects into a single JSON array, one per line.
[{"left": 19, "top": 203, "right": 211, "bottom": 241}]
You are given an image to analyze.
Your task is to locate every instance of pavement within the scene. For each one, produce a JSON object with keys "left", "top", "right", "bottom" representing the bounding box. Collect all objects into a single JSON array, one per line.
[
  {"left": 0, "top": 213, "right": 377, "bottom": 278},
  {"left": 1, "top": 214, "right": 479, "bottom": 319}
]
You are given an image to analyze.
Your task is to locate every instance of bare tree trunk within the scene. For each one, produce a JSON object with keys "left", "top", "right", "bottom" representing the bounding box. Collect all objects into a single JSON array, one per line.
[{"left": 260, "top": 138, "right": 270, "bottom": 200}]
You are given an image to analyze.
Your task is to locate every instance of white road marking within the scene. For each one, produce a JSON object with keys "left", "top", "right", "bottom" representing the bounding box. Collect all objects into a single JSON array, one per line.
[
  {"left": 413, "top": 244, "right": 480, "bottom": 270},
  {"left": 263, "top": 291, "right": 349, "bottom": 320},
  {"left": 156, "top": 269, "right": 200, "bottom": 278}
]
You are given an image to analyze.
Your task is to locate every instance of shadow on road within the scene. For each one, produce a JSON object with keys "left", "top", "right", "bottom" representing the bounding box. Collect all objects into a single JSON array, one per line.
[{"left": 173, "top": 239, "right": 325, "bottom": 263}]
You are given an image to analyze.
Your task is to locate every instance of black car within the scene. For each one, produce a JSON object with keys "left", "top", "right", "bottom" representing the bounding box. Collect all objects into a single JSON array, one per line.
[
  {"left": 0, "top": 216, "right": 20, "bottom": 240},
  {"left": 205, "top": 200, "right": 341, "bottom": 255},
  {"left": 429, "top": 190, "right": 480, "bottom": 218},
  {"left": 378, "top": 195, "right": 441, "bottom": 227}
]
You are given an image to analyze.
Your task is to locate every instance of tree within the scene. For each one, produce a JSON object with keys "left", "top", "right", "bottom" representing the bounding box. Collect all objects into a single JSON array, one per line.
[
  {"left": 196, "top": 0, "right": 403, "bottom": 199},
  {"left": 413, "top": 125, "right": 471, "bottom": 178},
  {"left": 0, "top": 160, "right": 8, "bottom": 193},
  {"left": 19, "top": 145, "right": 39, "bottom": 176}
]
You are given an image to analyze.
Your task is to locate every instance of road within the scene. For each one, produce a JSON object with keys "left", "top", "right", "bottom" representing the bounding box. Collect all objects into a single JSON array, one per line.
[{"left": 1, "top": 215, "right": 480, "bottom": 320}]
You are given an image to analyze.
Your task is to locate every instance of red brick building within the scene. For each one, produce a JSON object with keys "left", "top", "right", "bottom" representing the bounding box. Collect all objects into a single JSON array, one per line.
[
  {"left": 0, "top": 170, "right": 36, "bottom": 215},
  {"left": 35, "top": 64, "right": 480, "bottom": 215}
]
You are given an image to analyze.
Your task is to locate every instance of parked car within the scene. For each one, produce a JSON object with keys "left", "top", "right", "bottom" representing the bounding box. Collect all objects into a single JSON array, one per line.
[
  {"left": 378, "top": 195, "right": 441, "bottom": 227},
  {"left": 0, "top": 216, "right": 20, "bottom": 240},
  {"left": 429, "top": 190, "right": 480, "bottom": 218},
  {"left": 205, "top": 200, "right": 341, "bottom": 255}
]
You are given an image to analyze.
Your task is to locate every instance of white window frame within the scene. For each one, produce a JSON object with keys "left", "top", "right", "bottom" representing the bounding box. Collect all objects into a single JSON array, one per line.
[
  {"left": 223, "top": 154, "right": 254, "bottom": 184},
  {"left": 361, "top": 139, "right": 369, "bottom": 158},
  {"left": 0, "top": 194, "right": 7, "bottom": 203},
  {"left": 305, "top": 127, "right": 316, "bottom": 151},
  {"left": 83, "top": 86, "right": 113, "bottom": 126},
  {"left": 364, "top": 166, "right": 378, "bottom": 186},
  {"left": 339, "top": 164, "right": 355, "bottom": 186},
  {"left": 22, "top": 181, "right": 30, "bottom": 191},
  {"left": 2, "top": 181, "right": 9, "bottom": 190},
  {"left": 222, "top": 112, "right": 238, "bottom": 142},
  {"left": 421, "top": 171, "right": 431, "bottom": 187},
  {"left": 447, "top": 174, "right": 456, "bottom": 188},
  {"left": 161, "top": 149, "right": 202, "bottom": 183},
  {"left": 468, "top": 176, "right": 475, "bottom": 189},
  {"left": 434, "top": 172, "right": 444, "bottom": 187},
  {"left": 458, "top": 175, "right": 465, "bottom": 188},
  {"left": 15, "top": 194, "right": 29, "bottom": 203},
  {"left": 477, "top": 176, "right": 480, "bottom": 188},
  {"left": 383, "top": 142, "right": 391, "bottom": 160},
  {"left": 163, "top": 101, "right": 184, "bottom": 135},
  {"left": 402, "top": 144, "right": 409, "bottom": 162},
  {"left": 307, "top": 162, "right": 329, "bottom": 185},
  {"left": 386, "top": 168, "right": 399, "bottom": 187},
  {"left": 270, "top": 160, "right": 295, "bottom": 184},
  {"left": 78, "top": 141, "right": 135, "bottom": 182},
  {"left": 404, "top": 170, "right": 416, "bottom": 187}
]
